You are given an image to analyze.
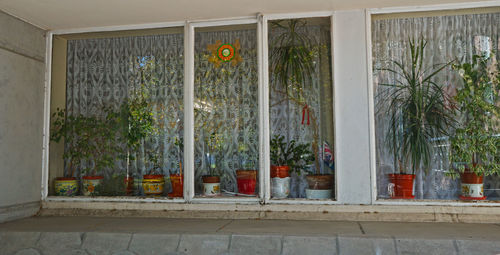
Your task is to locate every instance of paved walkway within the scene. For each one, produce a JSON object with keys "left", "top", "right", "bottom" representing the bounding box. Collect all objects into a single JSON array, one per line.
[{"left": 1, "top": 216, "right": 500, "bottom": 254}]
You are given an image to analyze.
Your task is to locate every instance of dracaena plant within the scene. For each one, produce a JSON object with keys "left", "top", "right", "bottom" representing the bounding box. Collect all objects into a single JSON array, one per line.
[
  {"left": 448, "top": 54, "right": 500, "bottom": 178},
  {"left": 377, "top": 38, "right": 455, "bottom": 175},
  {"left": 270, "top": 135, "right": 314, "bottom": 175}
]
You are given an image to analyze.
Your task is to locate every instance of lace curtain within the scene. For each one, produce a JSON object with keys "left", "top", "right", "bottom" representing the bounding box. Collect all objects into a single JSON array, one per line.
[
  {"left": 372, "top": 12, "right": 500, "bottom": 199},
  {"left": 194, "top": 28, "right": 259, "bottom": 194},
  {"left": 66, "top": 33, "right": 184, "bottom": 178}
]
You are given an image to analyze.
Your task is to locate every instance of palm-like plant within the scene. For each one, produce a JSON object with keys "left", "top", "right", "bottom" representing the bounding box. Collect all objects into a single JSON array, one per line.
[{"left": 378, "top": 38, "right": 455, "bottom": 175}]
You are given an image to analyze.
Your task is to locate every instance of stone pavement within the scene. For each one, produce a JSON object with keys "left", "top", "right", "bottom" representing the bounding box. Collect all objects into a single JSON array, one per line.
[{"left": 1, "top": 216, "right": 500, "bottom": 255}]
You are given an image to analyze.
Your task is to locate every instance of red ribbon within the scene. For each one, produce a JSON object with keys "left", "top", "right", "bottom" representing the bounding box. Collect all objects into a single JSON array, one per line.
[{"left": 301, "top": 104, "right": 310, "bottom": 125}]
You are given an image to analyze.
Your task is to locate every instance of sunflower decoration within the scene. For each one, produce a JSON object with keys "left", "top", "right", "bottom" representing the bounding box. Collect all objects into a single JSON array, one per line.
[{"left": 207, "top": 39, "right": 243, "bottom": 68}]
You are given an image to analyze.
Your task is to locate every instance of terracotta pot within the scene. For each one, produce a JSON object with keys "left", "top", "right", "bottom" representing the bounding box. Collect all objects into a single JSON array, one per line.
[
  {"left": 459, "top": 170, "right": 485, "bottom": 200},
  {"left": 202, "top": 175, "right": 220, "bottom": 196},
  {"left": 54, "top": 177, "right": 78, "bottom": 196},
  {"left": 168, "top": 174, "right": 183, "bottom": 198},
  {"left": 270, "top": 165, "right": 290, "bottom": 178},
  {"left": 387, "top": 174, "right": 415, "bottom": 199},
  {"left": 123, "top": 176, "right": 134, "bottom": 196},
  {"left": 236, "top": 170, "right": 257, "bottom": 195},
  {"left": 142, "top": 174, "right": 165, "bottom": 196},
  {"left": 82, "top": 176, "right": 104, "bottom": 196},
  {"left": 306, "top": 174, "right": 334, "bottom": 190}
]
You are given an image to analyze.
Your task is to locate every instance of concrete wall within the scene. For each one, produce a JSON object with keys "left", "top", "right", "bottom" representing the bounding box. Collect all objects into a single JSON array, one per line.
[{"left": 0, "top": 11, "right": 45, "bottom": 222}]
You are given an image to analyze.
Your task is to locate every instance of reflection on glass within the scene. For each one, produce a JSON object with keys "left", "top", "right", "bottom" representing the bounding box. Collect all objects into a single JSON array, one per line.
[
  {"left": 194, "top": 25, "right": 259, "bottom": 197},
  {"left": 268, "top": 17, "right": 335, "bottom": 200}
]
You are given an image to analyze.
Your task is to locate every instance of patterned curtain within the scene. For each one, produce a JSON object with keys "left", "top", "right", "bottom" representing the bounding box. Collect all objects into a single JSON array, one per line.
[
  {"left": 372, "top": 12, "right": 500, "bottom": 199},
  {"left": 269, "top": 21, "right": 334, "bottom": 198},
  {"left": 66, "top": 33, "right": 184, "bottom": 179},
  {"left": 194, "top": 28, "right": 259, "bottom": 194}
]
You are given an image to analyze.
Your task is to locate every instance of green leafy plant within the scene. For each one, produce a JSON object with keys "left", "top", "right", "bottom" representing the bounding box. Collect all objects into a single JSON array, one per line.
[
  {"left": 270, "top": 135, "right": 314, "bottom": 174},
  {"left": 270, "top": 19, "right": 316, "bottom": 94},
  {"left": 119, "top": 56, "right": 159, "bottom": 175},
  {"left": 448, "top": 54, "right": 500, "bottom": 178},
  {"left": 378, "top": 38, "right": 455, "bottom": 175},
  {"left": 51, "top": 107, "right": 122, "bottom": 177}
]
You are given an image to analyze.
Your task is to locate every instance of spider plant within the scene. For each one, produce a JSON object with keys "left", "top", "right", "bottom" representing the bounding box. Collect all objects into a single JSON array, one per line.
[
  {"left": 378, "top": 38, "right": 455, "bottom": 175},
  {"left": 269, "top": 19, "right": 316, "bottom": 95}
]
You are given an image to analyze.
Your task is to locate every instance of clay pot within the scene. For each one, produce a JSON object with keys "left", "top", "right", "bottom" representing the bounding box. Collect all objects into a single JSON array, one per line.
[
  {"left": 459, "top": 171, "right": 485, "bottom": 200},
  {"left": 54, "top": 177, "right": 79, "bottom": 196},
  {"left": 202, "top": 175, "right": 221, "bottom": 196},
  {"left": 236, "top": 170, "right": 257, "bottom": 195},
  {"left": 306, "top": 174, "right": 334, "bottom": 190},
  {"left": 142, "top": 174, "right": 165, "bottom": 196},
  {"left": 168, "top": 174, "right": 183, "bottom": 198},
  {"left": 387, "top": 174, "right": 415, "bottom": 199},
  {"left": 123, "top": 176, "right": 134, "bottom": 196},
  {"left": 270, "top": 165, "right": 290, "bottom": 178},
  {"left": 82, "top": 176, "right": 104, "bottom": 196}
]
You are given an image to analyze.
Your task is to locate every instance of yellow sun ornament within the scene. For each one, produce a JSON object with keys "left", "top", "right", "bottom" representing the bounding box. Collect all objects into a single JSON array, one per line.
[{"left": 207, "top": 39, "right": 243, "bottom": 68}]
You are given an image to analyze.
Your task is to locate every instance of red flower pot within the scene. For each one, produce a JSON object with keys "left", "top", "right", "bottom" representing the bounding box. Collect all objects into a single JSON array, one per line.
[
  {"left": 459, "top": 171, "right": 485, "bottom": 200},
  {"left": 271, "top": 165, "right": 290, "bottom": 178},
  {"left": 168, "top": 174, "right": 183, "bottom": 198},
  {"left": 388, "top": 174, "right": 415, "bottom": 199},
  {"left": 236, "top": 170, "right": 257, "bottom": 195}
]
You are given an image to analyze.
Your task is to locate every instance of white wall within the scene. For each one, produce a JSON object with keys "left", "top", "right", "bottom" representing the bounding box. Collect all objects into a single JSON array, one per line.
[
  {"left": 0, "top": 10, "right": 46, "bottom": 222},
  {"left": 333, "top": 10, "right": 372, "bottom": 204}
]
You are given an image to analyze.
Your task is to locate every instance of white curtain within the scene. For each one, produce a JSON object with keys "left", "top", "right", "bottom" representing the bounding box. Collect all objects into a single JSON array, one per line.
[
  {"left": 372, "top": 12, "right": 500, "bottom": 199},
  {"left": 66, "top": 33, "right": 184, "bottom": 179}
]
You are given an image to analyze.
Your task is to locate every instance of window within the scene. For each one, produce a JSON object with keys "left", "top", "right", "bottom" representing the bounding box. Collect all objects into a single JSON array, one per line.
[
  {"left": 268, "top": 17, "right": 335, "bottom": 200},
  {"left": 372, "top": 10, "right": 500, "bottom": 201}
]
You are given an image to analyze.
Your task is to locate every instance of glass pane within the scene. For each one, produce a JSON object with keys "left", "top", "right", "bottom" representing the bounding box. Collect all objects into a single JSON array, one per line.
[
  {"left": 372, "top": 12, "right": 500, "bottom": 200},
  {"left": 194, "top": 24, "right": 259, "bottom": 198},
  {"left": 49, "top": 28, "right": 184, "bottom": 197},
  {"left": 268, "top": 17, "right": 335, "bottom": 200}
]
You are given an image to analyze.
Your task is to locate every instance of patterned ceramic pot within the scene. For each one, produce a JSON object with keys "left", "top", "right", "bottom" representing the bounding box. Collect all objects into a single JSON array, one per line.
[
  {"left": 54, "top": 177, "right": 79, "bottom": 196},
  {"left": 142, "top": 175, "right": 165, "bottom": 196},
  {"left": 460, "top": 171, "right": 485, "bottom": 200},
  {"left": 271, "top": 176, "right": 290, "bottom": 198},
  {"left": 202, "top": 176, "right": 220, "bottom": 196},
  {"left": 82, "top": 176, "right": 104, "bottom": 196}
]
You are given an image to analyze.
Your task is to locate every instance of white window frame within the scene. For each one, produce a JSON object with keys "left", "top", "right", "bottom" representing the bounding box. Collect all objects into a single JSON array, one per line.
[{"left": 366, "top": 1, "right": 500, "bottom": 206}]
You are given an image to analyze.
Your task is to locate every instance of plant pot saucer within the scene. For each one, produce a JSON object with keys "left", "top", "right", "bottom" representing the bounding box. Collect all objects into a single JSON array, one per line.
[
  {"left": 390, "top": 195, "right": 415, "bottom": 199},
  {"left": 459, "top": 195, "right": 486, "bottom": 201}
]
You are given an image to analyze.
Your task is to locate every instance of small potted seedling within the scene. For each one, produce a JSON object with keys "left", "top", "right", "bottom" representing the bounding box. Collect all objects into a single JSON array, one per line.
[
  {"left": 270, "top": 135, "right": 314, "bottom": 198},
  {"left": 202, "top": 133, "right": 222, "bottom": 196}
]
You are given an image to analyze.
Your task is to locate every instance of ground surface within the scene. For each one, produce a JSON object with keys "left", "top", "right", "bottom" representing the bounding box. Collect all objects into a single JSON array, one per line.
[{"left": 1, "top": 216, "right": 500, "bottom": 254}]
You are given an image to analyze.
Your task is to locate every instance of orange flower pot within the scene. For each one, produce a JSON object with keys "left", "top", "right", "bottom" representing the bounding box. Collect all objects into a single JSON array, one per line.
[
  {"left": 388, "top": 174, "right": 415, "bottom": 199},
  {"left": 168, "top": 174, "right": 183, "bottom": 198}
]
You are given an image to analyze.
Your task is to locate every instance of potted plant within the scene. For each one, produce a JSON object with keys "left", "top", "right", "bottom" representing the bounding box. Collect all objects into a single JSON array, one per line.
[
  {"left": 51, "top": 108, "right": 121, "bottom": 196},
  {"left": 50, "top": 108, "right": 79, "bottom": 196},
  {"left": 235, "top": 142, "right": 258, "bottom": 196},
  {"left": 202, "top": 134, "right": 221, "bottom": 196},
  {"left": 448, "top": 54, "right": 499, "bottom": 200},
  {"left": 168, "top": 137, "right": 184, "bottom": 198},
  {"left": 142, "top": 150, "right": 165, "bottom": 196},
  {"left": 270, "top": 135, "right": 314, "bottom": 198},
  {"left": 377, "top": 38, "right": 454, "bottom": 199},
  {"left": 120, "top": 57, "right": 160, "bottom": 196}
]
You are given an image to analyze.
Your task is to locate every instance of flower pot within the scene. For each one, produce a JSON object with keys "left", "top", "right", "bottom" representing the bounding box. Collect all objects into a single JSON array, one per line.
[
  {"left": 54, "top": 177, "right": 79, "bottom": 196},
  {"left": 305, "top": 174, "right": 333, "bottom": 199},
  {"left": 123, "top": 176, "right": 134, "bottom": 196},
  {"left": 168, "top": 174, "right": 183, "bottom": 198},
  {"left": 306, "top": 174, "right": 333, "bottom": 190},
  {"left": 202, "top": 175, "right": 220, "bottom": 196},
  {"left": 142, "top": 174, "right": 165, "bottom": 196},
  {"left": 82, "top": 176, "right": 104, "bottom": 196},
  {"left": 459, "top": 171, "right": 485, "bottom": 200},
  {"left": 271, "top": 165, "right": 290, "bottom": 178},
  {"left": 236, "top": 170, "right": 257, "bottom": 195},
  {"left": 271, "top": 165, "right": 290, "bottom": 198},
  {"left": 388, "top": 174, "right": 415, "bottom": 199}
]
